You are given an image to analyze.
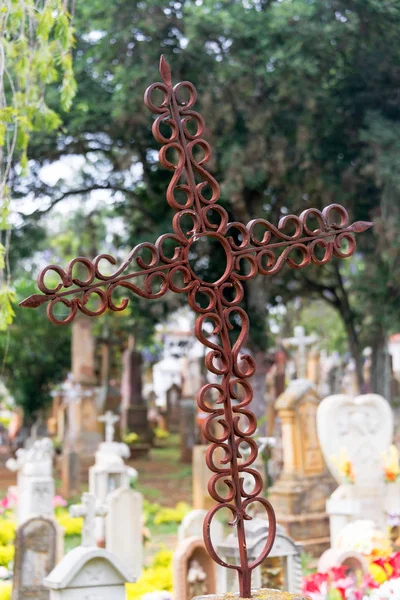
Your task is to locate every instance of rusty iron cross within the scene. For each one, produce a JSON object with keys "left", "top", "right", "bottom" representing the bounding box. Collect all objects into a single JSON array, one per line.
[{"left": 21, "top": 56, "right": 372, "bottom": 597}]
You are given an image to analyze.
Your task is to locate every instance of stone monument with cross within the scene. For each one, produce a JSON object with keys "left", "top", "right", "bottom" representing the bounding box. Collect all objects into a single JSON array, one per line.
[
  {"left": 89, "top": 412, "right": 135, "bottom": 545},
  {"left": 98, "top": 411, "right": 120, "bottom": 444},
  {"left": 21, "top": 55, "right": 372, "bottom": 598},
  {"left": 44, "top": 492, "right": 134, "bottom": 599},
  {"left": 283, "top": 326, "right": 318, "bottom": 380}
]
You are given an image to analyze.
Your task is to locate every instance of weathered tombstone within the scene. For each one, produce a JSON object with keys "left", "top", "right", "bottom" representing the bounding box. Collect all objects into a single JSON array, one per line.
[
  {"left": 269, "top": 380, "right": 335, "bottom": 555},
  {"left": 43, "top": 493, "right": 134, "bottom": 600},
  {"left": 12, "top": 516, "right": 63, "bottom": 600},
  {"left": 192, "top": 446, "right": 213, "bottom": 510},
  {"left": 106, "top": 487, "right": 143, "bottom": 579},
  {"left": 217, "top": 520, "right": 302, "bottom": 595},
  {"left": 180, "top": 357, "right": 198, "bottom": 463},
  {"left": 121, "top": 337, "right": 152, "bottom": 448},
  {"left": 71, "top": 315, "right": 96, "bottom": 385},
  {"left": 317, "top": 393, "right": 399, "bottom": 543},
  {"left": 318, "top": 547, "right": 369, "bottom": 575},
  {"left": 173, "top": 537, "right": 217, "bottom": 600},
  {"left": 178, "top": 509, "right": 223, "bottom": 545},
  {"left": 6, "top": 438, "right": 55, "bottom": 523},
  {"left": 70, "top": 492, "right": 107, "bottom": 549},
  {"left": 166, "top": 383, "right": 182, "bottom": 433}
]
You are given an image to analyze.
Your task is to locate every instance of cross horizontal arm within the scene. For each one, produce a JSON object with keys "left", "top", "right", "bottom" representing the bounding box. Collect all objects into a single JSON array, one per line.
[
  {"left": 19, "top": 236, "right": 192, "bottom": 324},
  {"left": 229, "top": 205, "right": 372, "bottom": 279}
]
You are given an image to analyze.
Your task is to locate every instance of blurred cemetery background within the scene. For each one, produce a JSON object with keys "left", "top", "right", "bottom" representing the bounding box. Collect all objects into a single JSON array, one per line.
[{"left": 1, "top": 1, "right": 400, "bottom": 599}]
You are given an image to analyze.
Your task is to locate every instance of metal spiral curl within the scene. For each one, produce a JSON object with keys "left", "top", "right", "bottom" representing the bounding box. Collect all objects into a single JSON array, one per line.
[{"left": 19, "top": 54, "right": 373, "bottom": 598}]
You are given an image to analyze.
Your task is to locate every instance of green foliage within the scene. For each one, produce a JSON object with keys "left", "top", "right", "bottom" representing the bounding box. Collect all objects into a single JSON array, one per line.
[
  {"left": 9, "top": 0, "right": 400, "bottom": 387},
  {"left": 0, "top": 278, "right": 70, "bottom": 416},
  {"left": 0, "top": 0, "right": 76, "bottom": 330}
]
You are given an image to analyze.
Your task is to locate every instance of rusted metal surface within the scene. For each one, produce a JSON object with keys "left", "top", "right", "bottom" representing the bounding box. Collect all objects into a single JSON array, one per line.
[{"left": 21, "top": 55, "right": 372, "bottom": 597}]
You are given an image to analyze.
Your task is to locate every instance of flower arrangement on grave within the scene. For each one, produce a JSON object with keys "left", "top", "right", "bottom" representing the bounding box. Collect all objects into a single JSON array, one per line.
[
  {"left": 154, "top": 427, "right": 169, "bottom": 440},
  {"left": 122, "top": 431, "right": 140, "bottom": 445},
  {"left": 153, "top": 502, "right": 190, "bottom": 525},
  {"left": 335, "top": 521, "right": 392, "bottom": 559},
  {"left": 332, "top": 448, "right": 355, "bottom": 484},
  {"left": 366, "top": 577, "right": 400, "bottom": 599},
  {"left": 382, "top": 445, "right": 400, "bottom": 483},
  {"left": 302, "top": 566, "right": 371, "bottom": 599}
]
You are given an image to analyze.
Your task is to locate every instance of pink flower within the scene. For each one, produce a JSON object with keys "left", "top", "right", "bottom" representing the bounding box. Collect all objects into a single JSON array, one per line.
[{"left": 53, "top": 495, "right": 67, "bottom": 508}]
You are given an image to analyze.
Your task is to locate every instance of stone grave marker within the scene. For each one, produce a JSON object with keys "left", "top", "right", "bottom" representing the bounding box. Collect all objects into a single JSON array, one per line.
[
  {"left": 7, "top": 438, "right": 55, "bottom": 524},
  {"left": 106, "top": 487, "right": 143, "bottom": 579},
  {"left": 173, "top": 537, "right": 216, "bottom": 600},
  {"left": 12, "top": 516, "right": 63, "bottom": 600},
  {"left": 317, "top": 393, "right": 399, "bottom": 543},
  {"left": 217, "top": 519, "right": 302, "bottom": 595},
  {"left": 166, "top": 383, "right": 181, "bottom": 434},
  {"left": 121, "top": 337, "right": 152, "bottom": 447},
  {"left": 44, "top": 492, "right": 134, "bottom": 599},
  {"left": 269, "top": 380, "right": 335, "bottom": 555},
  {"left": 70, "top": 492, "right": 107, "bottom": 549},
  {"left": 283, "top": 326, "right": 318, "bottom": 380},
  {"left": 178, "top": 509, "right": 223, "bottom": 545}
]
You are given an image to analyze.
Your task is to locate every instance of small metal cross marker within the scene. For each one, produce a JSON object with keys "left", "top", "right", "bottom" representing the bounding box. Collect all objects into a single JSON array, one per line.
[
  {"left": 70, "top": 492, "right": 107, "bottom": 547},
  {"left": 21, "top": 55, "right": 372, "bottom": 597},
  {"left": 98, "top": 410, "right": 119, "bottom": 444},
  {"left": 283, "top": 325, "right": 318, "bottom": 379}
]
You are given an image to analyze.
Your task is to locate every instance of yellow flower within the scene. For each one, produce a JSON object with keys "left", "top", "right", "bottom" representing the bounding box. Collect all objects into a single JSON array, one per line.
[
  {"left": 382, "top": 445, "right": 400, "bottom": 482},
  {"left": 369, "top": 561, "right": 394, "bottom": 584},
  {"left": 0, "top": 581, "right": 11, "bottom": 600},
  {"left": 0, "top": 546, "right": 14, "bottom": 567},
  {"left": 125, "top": 551, "right": 173, "bottom": 600},
  {"left": 56, "top": 509, "right": 83, "bottom": 537},
  {"left": 153, "top": 502, "right": 191, "bottom": 525},
  {"left": 331, "top": 448, "right": 355, "bottom": 484}
]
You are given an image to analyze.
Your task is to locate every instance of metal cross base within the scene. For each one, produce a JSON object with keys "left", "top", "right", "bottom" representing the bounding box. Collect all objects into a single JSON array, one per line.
[{"left": 21, "top": 55, "right": 372, "bottom": 597}]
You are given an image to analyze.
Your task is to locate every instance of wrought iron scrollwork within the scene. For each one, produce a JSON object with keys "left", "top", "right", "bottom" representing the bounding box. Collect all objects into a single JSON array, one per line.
[{"left": 21, "top": 55, "right": 372, "bottom": 597}]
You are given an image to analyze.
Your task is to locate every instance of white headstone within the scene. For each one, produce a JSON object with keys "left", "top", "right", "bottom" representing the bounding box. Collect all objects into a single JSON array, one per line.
[
  {"left": 43, "top": 546, "right": 134, "bottom": 600},
  {"left": 317, "top": 393, "right": 399, "bottom": 542},
  {"left": 106, "top": 487, "right": 143, "bottom": 580},
  {"left": 178, "top": 509, "right": 223, "bottom": 546},
  {"left": 70, "top": 493, "right": 107, "bottom": 547},
  {"left": 317, "top": 393, "right": 393, "bottom": 488},
  {"left": 6, "top": 438, "right": 55, "bottom": 523}
]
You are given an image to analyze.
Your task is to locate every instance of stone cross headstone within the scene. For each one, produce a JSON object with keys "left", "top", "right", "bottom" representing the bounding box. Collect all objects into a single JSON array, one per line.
[
  {"left": 12, "top": 516, "right": 63, "bottom": 600},
  {"left": 70, "top": 493, "right": 107, "bottom": 547},
  {"left": 106, "top": 487, "right": 143, "bottom": 579},
  {"left": 98, "top": 411, "right": 119, "bottom": 444},
  {"left": 317, "top": 393, "right": 399, "bottom": 543},
  {"left": 283, "top": 326, "right": 318, "bottom": 380}
]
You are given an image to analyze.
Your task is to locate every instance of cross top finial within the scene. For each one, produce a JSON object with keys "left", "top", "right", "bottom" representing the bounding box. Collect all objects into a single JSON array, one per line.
[
  {"left": 283, "top": 326, "right": 319, "bottom": 379},
  {"left": 70, "top": 492, "right": 107, "bottom": 547},
  {"left": 98, "top": 411, "right": 119, "bottom": 444},
  {"left": 20, "top": 55, "right": 373, "bottom": 597}
]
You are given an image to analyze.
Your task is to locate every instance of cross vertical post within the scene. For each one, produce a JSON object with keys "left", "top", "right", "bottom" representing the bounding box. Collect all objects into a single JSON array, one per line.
[
  {"left": 21, "top": 55, "right": 372, "bottom": 597},
  {"left": 98, "top": 411, "right": 119, "bottom": 444},
  {"left": 70, "top": 492, "right": 107, "bottom": 547}
]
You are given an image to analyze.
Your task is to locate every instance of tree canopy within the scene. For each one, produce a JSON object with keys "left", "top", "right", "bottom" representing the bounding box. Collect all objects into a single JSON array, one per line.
[{"left": 4, "top": 0, "right": 400, "bottom": 412}]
